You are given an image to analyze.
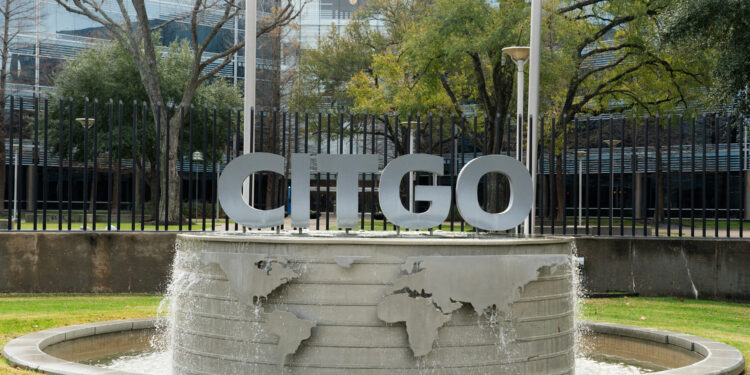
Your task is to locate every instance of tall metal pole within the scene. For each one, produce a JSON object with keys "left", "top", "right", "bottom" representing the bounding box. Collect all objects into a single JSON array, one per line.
[
  {"left": 526, "top": 0, "right": 542, "bottom": 235},
  {"left": 515, "top": 60, "right": 526, "bottom": 164},
  {"left": 244, "top": 0, "right": 256, "bottom": 214}
]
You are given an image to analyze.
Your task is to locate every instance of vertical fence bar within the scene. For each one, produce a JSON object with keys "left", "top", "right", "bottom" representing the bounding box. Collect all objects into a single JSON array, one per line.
[
  {"left": 361, "top": 113, "right": 367, "bottom": 230},
  {"left": 179, "top": 106, "right": 185, "bottom": 231},
  {"left": 714, "top": 114, "right": 719, "bottom": 237},
  {"left": 225, "top": 107, "right": 232, "bottom": 231},
  {"left": 666, "top": 115, "right": 672, "bottom": 237},
  {"left": 460, "top": 117, "right": 465, "bottom": 232},
  {"left": 741, "top": 115, "right": 746, "bottom": 239},
  {"left": 130, "top": 102, "right": 136, "bottom": 231},
  {"left": 678, "top": 115, "right": 684, "bottom": 237},
  {"left": 235, "top": 108, "right": 241, "bottom": 231},
  {"left": 608, "top": 117, "right": 614, "bottom": 234},
  {"left": 188, "top": 105, "right": 194, "bottom": 231},
  {"left": 584, "top": 118, "right": 591, "bottom": 234},
  {"left": 268, "top": 108, "right": 279, "bottom": 229},
  {"left": 212, "top": 107, "right": 217, "bottom": 231},
  {"left": 550, "top": 117, "right": 556, "bottom": 234},
  {"left": 643, "top": 115, "right": 649, "bottom": 236},
  {"left": 597, "top": 117, "right": 603, "bottom": 235},
  {"left": 282, "top": 112, "right": 288, "bottom": 230},
  {"left": 16, "top": 98, "right": 22, "bottom": 231},
  {"left": 154, "top": 102, "right": 161, "bottom": 231},
  {"left": 584, "top": 118, "right": 590, "bottom": 234},
  {"left": 92, "top": 100, "right": 99, "bottom": 231},
  {"left": 316, "top": 112, "right": 321, "bottom": 230},
  {"left": 691, "top": 116, "right": 696, "bottom": 237},
  {"left": 202, "top": 106, "right": 208, "bottom": 231},
  {"left": 701, "top": 115, "right": 706, "bottom": 236},
  {"left": 540, "top": 116, "right": 545, "bottom": 235},
  {"left": 67, "top": 99, "right": 73, "bottom": 231},
  {"left": 83, "top": 99, "right": 89, "bottom": 231},
  {"left": 562, "top": 115, "right": 567, "bottom": 235},
  {"left": 325, "top": 112, "right": 331, "bottom": 230},
  {"left": 139, "top": 103, "right": 145, "bottom": 230},
  {"left": 33, "top": 97, "right": 39, "bottom": 231},
  {"left": 7, "top": 97, "right": 14, "bottom": 231},
  {"left": 82, "top": 98, "right": 89, "bottom": 230},
  {"left": 108, "top": 100, "right": 114, "bottom": 230},
  {"left": 450, "top": 115, "right": 456, "bottom": 232},
  {"left": 116, "top": 100, "right": 122, "bottom": 230},
  {"left": 725, "top": 113, "right": 730, "bottom": 238},
  {"left": 654, "top": 115, "right": 660, "bottom": 237},
  {"left": 370, "top": 113, "right": 376, "bottom": 231},
  {"left": 43, "top": 98, "right": 49, "bottom": 230},
  {"left": 631, "top": 115, "right": 636, "bottom": 236},
  {"left": 58, "top": 99, "right": 63, "bottom": 231},
  {"left": 574, "top": 118, "right": 579, "bottom": 235},
  {"left": 620, "top": 117, "right": 625, "bottom": 235},
  {"left": 438, "top": 115, "right": 443, "bottom": 231}
]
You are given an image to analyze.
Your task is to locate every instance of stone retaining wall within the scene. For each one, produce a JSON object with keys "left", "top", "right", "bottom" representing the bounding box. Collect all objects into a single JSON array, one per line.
[
  {"left": 0, "top": 232, "right": 176, "bottom": 293},
  {"left": 0, "top": 233, "right": 747, "bottom": 300}
]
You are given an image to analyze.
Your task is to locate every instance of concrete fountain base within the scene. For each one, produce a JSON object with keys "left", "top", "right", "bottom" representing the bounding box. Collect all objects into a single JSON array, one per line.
[{"left": 170, "top": 232, "right": 575, "bottom": 374}]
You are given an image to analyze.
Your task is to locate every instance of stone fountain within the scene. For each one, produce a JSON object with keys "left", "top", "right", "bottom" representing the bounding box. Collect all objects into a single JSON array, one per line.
[
  {"left": 169, "top": 232, "right": 575, "bottom": 374},
  {"left": 166, "top": 152, "right": 576, "bottom": 374}
]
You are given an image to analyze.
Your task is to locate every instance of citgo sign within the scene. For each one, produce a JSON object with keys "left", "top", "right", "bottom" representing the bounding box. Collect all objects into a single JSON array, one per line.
[{"left": 218, "top": 153, "right": 532, "bottom": 231}]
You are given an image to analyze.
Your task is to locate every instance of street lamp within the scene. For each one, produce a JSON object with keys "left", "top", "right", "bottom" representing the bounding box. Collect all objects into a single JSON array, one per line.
[
  {"left": 502, "top": 47, "right": 530, "bottom": 166},
  {"left": 527, "top": 0, "right": 542, "bottom": 235}
]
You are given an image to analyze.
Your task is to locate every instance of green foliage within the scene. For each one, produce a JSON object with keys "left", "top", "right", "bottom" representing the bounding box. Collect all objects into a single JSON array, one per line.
[
  {"left": 43, "top": 40, "right": 242, "bottom": 167},
  {"left": 661, "top": 0, "right": 750, "bottom": 113}
]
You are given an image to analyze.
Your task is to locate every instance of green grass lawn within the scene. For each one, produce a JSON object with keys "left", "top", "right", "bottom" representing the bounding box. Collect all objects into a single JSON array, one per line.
[{"left": 0, "top": 295, "right": 747, "bottom": 374}]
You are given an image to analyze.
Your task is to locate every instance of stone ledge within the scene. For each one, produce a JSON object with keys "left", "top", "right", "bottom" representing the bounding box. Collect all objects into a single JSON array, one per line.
[
  {"left": 584, "top": 322, "right": 746, "bottom": 375},
  {"left": 1, "top": 318, "right": 156, "bottom": 375},
  {"left": 2, "top": 319, "right": 744, "bottom": 375}
]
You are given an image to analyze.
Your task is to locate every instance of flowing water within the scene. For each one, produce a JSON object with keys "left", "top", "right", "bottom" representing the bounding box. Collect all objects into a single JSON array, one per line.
[{"left": 84, "top": 350, "right": 657, "bottom": 374}]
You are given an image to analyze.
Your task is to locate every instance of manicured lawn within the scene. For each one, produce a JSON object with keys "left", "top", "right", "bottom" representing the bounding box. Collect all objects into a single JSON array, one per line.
[{"left": 0, "top": 295, "right": 747, "bottom": 374}]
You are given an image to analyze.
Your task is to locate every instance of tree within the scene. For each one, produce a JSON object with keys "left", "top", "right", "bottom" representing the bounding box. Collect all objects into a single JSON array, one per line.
[
  {"left": 45, "top": 40, "right": 242, "bottom": 217},
  {"left": 661, "top": 0, "right": 750, "bottom": 114},
  {"left": 56, "top": 0, "right": 302, "bottom": 223},
  {"left": 542, "top": 0, "right": 710, "bottom": 221},
  {"left": 0, "top": 0, "right": 34, "bottom": 213}
]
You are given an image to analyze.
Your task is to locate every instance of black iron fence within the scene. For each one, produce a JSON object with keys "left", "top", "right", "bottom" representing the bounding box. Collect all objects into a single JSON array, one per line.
[{"left": 1, "top": 96, "right": 748, "bottom": 237}]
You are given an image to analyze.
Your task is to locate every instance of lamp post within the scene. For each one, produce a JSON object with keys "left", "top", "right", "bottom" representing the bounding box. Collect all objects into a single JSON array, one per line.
[
  {"left": 244, "top": 0, "right": 257, "bottom": 223},
  {"left": 527, "top": 0, "right": 542, "bottom": 235},
  {"left": 502, "top": 47, "right": 530, "bottom": 166}
]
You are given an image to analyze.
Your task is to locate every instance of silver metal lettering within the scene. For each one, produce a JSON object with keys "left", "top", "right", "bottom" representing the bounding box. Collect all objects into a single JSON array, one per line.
[
  {"left": 455, "top": 155, "right": 532, "bottom": 231},
  {"left": 378, "top": 155, "right": 451, "bottom": 229},
  {"left": 317, "top": 155, "right": 379, "bottom": 229},
  {"left": 218, "top": 152, "right": 285, "bottom": 228}
]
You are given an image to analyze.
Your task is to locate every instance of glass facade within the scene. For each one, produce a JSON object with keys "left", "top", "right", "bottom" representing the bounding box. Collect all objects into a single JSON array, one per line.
[{"left": 8, "top": 0, "right": 279, "bottom": 108}]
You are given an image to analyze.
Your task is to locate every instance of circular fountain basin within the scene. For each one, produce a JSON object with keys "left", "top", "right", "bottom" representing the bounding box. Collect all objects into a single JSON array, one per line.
[
  {"left": 1, "top": 318, "right": 744, "bottom": 375},
  {"left": 172, "top": 232, "right": 575, "bottom": 374}
]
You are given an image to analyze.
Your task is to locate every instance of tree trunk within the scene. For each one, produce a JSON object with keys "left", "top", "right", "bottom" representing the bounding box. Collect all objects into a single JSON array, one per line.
[{"left": 157, "top": 106, "right": 181, "bottom": 224}]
